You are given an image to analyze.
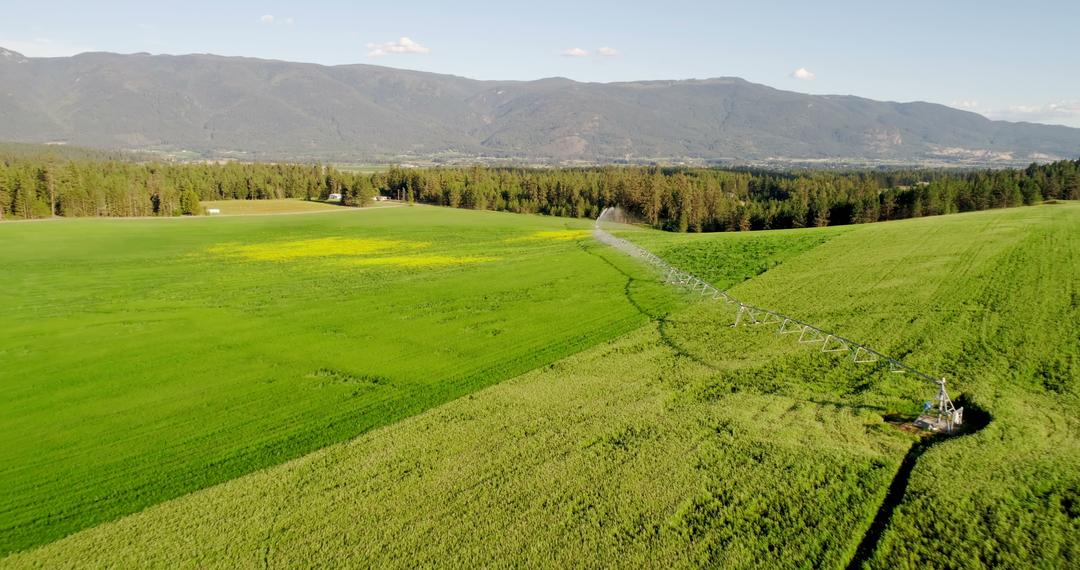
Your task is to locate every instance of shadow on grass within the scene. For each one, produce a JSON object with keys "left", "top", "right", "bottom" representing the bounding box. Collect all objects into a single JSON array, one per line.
[{"left": 847, "top": 395, "right": 991, "bottom": 569}]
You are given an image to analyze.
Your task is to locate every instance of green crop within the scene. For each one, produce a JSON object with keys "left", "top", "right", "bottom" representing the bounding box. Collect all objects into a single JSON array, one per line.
[
  {"left": 2, "top": 203, "right": 1076, "bottom": 568},
  {"left": 0, "top": 205, "right": 685, "bottom": 555}
]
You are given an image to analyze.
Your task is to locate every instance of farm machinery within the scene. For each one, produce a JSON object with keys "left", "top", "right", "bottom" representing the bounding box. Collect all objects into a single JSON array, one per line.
[{"left": 594, "top": 206, "right": 965, "bottom": 434}]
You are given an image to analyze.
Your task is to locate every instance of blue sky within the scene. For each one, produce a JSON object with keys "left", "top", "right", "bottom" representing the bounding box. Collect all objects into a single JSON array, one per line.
[{"left": 3, "top": 0, "right": 1078, "bottom": 126}]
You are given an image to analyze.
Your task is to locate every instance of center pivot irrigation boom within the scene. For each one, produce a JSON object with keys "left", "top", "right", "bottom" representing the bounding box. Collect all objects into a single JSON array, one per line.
[{"left": 594, "top": 207, "right": 963, "bottom": 433}]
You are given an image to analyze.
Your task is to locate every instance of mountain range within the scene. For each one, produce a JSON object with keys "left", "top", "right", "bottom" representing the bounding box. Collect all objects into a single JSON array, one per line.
[{"left": 2, "top": 46, "right": 1078, "bottom": 166}]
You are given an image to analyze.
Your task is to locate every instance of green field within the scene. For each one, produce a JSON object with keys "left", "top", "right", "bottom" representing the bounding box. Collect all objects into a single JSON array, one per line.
[
  {"left": 199, "top": 198, "right": 356, "bottom": 215},
  {"left": 4, "top": 203, "right": 1075, "bottom": 567},
  {"left": 0, "top": 205, "right": 685, "bottom": 555},
  {"left": 638, "top": 204, "right": 1080, "bottom": 567},
  {"left": 199, "top": 198, "right": 401, "bottom": 215}
]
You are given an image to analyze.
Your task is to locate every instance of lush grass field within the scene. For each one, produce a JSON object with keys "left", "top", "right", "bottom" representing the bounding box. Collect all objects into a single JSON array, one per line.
[
  {"left": 199, "top": 198, "right": 369, "bottom": 215},
  {"left": 0, "top": 205, "right": 686, "bottom": 555},
  {"left": 635, "top": 203, "right": 1080, "bottom": 568},
  {"left": 6, "top": 204, "right": 1074, "bottom": 567},
  {"left": 0, "top": 315, "right": 915, "bottom": 569}
]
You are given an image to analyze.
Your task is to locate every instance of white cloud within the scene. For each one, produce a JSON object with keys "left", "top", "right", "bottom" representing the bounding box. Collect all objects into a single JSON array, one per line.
[
  {"left": 0, "top": 37, "right": 94, "bottom": 57},
  {"left": 366, "top": 37, "right": 430, "bottom": 57},
  {"left": 562, "top": 47, "right": 589, "bottom": 57},
  {"left": 597, "top": 46, "right": 620, "bottom": 57},
  {"left": 946, "top": 99, "right": 1080, "bottom": 127},
  {"left": 258, "top": 15, "right": 294, "bottom": 26},
  {"left": 983, "top": 100, "right": 1080, "bottom": 126},
  {"left": 790, "top": 67, "right": 815, "bottom": 80}
]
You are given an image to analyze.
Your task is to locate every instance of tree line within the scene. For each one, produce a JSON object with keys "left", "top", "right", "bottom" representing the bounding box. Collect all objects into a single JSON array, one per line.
[
  {"left": 375, "top": 160, "right": 1079, "bottom": 231},
  {"left": 2, "top": 151, "right": 1077, "bottom": 230},
  {"left": 0, "top": 160, "right": 377, "bottom": 219}
]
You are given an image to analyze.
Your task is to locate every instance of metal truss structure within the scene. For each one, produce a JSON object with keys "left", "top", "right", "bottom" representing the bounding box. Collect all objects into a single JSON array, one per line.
[{"left": 594, "top": 207, "right": 963, "bottom": 432}]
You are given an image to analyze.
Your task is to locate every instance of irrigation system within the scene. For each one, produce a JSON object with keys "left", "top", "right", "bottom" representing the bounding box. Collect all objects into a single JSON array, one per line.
[{"left": 594, "top": 207, "right": 963, "bottom": 433}]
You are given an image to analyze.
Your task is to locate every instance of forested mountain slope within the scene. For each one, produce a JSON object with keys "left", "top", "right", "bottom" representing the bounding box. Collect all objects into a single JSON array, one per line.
[{"left": 2, "top": 48, "right": 1079, "bottom": 164}]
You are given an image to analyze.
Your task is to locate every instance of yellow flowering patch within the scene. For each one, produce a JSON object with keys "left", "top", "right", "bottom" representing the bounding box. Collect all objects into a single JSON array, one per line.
[
  {"left": 208, "top": 237, "right": 427, "bottom": 261},
  {"left": 342, "top": 255, "right": 499, "bottom": 268},
  {"left": 506, "top": 230, "right": 591, "bottom": 242}
]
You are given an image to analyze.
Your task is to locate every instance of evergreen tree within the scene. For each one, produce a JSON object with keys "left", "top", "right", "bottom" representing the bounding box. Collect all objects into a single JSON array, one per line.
[{"left": 180, "top": 189, "right": 201, "bottom": 215}]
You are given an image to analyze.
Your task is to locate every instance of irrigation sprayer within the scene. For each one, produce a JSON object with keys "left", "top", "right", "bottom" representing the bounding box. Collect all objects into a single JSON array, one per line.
[{"left": 594, "top": 207, "right": 963, "bottom": 433}]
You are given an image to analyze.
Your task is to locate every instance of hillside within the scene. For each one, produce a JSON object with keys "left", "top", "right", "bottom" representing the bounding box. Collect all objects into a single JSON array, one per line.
[
  {"left": 3, "top": 203, "right": 1076, "bottom": 568},
  {"left": 2, "top": 48, "right": 1079, "bottom": 165}
]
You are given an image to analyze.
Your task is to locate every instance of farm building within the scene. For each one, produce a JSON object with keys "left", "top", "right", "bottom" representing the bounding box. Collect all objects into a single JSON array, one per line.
[{"left": 327, "top": 193, "right": 342, "bottom": 201}]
